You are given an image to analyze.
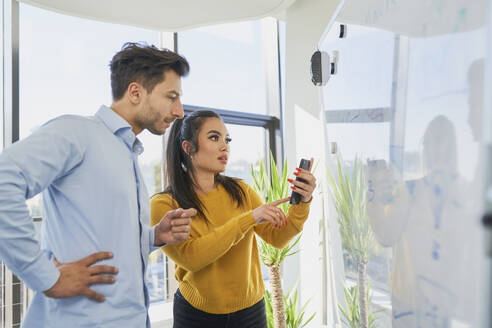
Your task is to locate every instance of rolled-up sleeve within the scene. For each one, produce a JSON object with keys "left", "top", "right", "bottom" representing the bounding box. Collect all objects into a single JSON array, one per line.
[{"left": 0, "top": 117, "right": 85, "bottom": 292}]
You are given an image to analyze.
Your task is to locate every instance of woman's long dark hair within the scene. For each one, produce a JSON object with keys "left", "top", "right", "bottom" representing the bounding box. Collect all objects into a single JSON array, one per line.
[{"left": 162, "top": 110, "right": 246, "bottom": 219}]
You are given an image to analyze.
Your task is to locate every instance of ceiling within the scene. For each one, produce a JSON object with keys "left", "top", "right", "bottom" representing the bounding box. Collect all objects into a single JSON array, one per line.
[
  {"left": 18, "top": 0, "right": 484, "bottom": 37},
  {"left": 18, "top": 0, "right": 297, "bottom": 31}
]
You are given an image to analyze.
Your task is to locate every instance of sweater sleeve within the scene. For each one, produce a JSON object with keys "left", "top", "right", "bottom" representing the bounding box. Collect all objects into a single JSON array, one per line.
[
  {"left": 150, "top": 194, "right": 257, "bottom": 273},
  {"left": 248, "top": 183, "right": 312, "bottom": 249}
]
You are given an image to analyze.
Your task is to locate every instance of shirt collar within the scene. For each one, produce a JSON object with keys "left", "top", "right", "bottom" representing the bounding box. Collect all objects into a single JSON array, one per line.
[
  {"left": 95, "top": 105, "right": 144, "bottom": 155},
  {"left": 95, "top": 105, "right": 132, "bottom": 134}
]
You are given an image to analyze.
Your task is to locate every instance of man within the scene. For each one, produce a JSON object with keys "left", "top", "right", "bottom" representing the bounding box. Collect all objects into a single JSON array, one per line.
[{"left": 0, "top": 42, "right": 195, "bottom": 327}]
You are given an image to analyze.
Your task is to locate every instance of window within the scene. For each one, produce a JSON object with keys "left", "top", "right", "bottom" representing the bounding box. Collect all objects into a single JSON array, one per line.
[
  {"left": 179, "top": 21, "right": 268, "bottom": 115},
  {"left": 138, "top": 131, "right": 168, "bottom": 303},
  {"left": 19, "top": 4, "right": 159, "bottom": 137},
  {"left": 223, "top": 124, "right": 267, "bottom": 183}
]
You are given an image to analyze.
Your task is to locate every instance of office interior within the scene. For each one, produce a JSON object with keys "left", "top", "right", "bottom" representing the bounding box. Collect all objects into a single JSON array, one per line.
[{"left": 1, "top": 0, "right": 491, "bottom": 327}]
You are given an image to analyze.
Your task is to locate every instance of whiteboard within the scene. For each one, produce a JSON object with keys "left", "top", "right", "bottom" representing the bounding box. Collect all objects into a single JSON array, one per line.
[{"left": 320, "top": 0, "right": 489, "bottom": 326}]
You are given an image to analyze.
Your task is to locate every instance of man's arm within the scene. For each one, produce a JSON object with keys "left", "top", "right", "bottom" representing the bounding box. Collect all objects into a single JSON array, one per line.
[{"left": 0, "top": 117, "right": 117, "bottom": 301}]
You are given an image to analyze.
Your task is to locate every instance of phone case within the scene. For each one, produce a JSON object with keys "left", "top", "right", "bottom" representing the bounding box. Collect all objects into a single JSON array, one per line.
[{"left": 290, "top": 158, "right": 310, "bottom": 205}]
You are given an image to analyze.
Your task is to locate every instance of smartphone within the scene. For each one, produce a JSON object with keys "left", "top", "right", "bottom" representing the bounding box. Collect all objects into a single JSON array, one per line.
[{"left": 290, "top": 158, "right": 311, "bottom": 205}]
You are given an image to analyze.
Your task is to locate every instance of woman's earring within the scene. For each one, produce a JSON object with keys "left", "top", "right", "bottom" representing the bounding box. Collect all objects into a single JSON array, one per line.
[{"left": 181, "top": 162, "right": 188, "bottom": 172}]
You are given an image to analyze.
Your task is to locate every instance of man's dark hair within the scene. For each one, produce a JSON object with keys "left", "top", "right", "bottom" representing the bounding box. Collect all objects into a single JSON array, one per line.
[{"left": 109, "top": 42, "right": 189, "bottom": 101}]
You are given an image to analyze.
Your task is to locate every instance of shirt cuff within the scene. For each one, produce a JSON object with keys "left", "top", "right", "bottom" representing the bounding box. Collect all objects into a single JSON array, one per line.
[
  {"left": 149, "top": 226, "right": 163, "bottom": 252},
  {"left": 20, "top": 250, "right": 60, "bottom": 292}
]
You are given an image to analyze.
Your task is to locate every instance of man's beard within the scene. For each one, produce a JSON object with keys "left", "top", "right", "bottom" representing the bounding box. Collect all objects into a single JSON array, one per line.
[{"left": 136, "top": 110, "right": 166, "bottom": 136}]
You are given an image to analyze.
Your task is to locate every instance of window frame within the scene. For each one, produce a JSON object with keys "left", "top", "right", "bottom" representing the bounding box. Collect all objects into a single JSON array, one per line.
[{"left": 2, "top": 1, "right": 24, "bottom": 327}]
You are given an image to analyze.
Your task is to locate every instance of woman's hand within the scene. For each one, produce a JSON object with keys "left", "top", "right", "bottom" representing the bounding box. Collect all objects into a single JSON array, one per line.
[
  {"left": 287, "top": 158, "right": 317, "bottom": 203},
  {"left": 252, "top": 197, "right": 290, "bottom": 229}
]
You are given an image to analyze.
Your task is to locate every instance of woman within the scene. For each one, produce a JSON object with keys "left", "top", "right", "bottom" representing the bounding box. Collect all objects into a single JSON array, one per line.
[{"left": 150, "top": 110, "right": 316, "bottom": 328}]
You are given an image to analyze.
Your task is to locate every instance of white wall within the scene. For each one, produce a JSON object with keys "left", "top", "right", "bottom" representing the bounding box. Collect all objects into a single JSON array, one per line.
[{"left": 283, "top": 0, "right": 344, "bottom": 326}]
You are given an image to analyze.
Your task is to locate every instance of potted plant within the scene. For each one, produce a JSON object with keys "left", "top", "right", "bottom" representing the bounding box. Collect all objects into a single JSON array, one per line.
[
  {"left": 265, "top": 286, "right": 316, "bottom": 328},
  {"left": 251, "top": 153, "right": 315, "bottom": 328}
]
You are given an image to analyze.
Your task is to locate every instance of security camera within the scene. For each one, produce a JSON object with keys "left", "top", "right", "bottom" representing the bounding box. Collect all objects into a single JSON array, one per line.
[{"left": 310, "top": 50, "right": 338, "bottom": 86}]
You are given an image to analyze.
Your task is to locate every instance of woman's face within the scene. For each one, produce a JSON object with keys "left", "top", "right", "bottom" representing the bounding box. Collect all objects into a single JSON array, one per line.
[{"left": 187, "top": 117, "right": 231, "bottom": 174}]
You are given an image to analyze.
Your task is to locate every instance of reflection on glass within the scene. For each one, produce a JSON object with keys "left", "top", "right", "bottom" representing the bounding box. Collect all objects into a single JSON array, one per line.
[
  {"left": 322, "top": 16, "right": 486, "bottom": 328},
  {"left": 327, "top": 123, "right": 390, "bottom": 162},
  {"left": 179, "top": 21, "right": 267, "bottom": 114},
  {"left": 1, "top": 3, "right": 4, "bottom": 326},
  {"left": 375, "top": 30, "right": 484, "bottom": 326},
  {"left": 322, "top": 24, "right": 395, "bottom": 327}
]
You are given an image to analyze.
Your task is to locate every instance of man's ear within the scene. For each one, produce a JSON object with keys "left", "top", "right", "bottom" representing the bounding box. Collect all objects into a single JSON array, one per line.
[{"left": 127, "top": 82, "right": 144, "bottom": 105}]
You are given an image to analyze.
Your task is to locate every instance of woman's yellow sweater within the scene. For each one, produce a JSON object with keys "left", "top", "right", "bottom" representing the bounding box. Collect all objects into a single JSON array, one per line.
[{"left": 150, "top": 180, "right": 310, "bottom": 314}]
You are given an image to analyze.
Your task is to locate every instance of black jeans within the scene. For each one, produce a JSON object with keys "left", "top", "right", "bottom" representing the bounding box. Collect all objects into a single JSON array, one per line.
[{"left": 173, "top": 289, "right": 268, "bottom": 328}]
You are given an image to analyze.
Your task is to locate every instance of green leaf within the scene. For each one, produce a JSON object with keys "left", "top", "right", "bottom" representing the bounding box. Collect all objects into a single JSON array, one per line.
[
  {"left": 264, "top": 284, "right": 316, "bottom": 328},
  {"left": 251, "top": 152, "right": 301, "bottom": 266}
]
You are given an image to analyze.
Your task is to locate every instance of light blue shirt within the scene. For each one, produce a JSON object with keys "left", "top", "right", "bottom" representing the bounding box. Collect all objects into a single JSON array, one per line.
[{"left": 0, "top": 105, "right": 159, "bottom": 327}]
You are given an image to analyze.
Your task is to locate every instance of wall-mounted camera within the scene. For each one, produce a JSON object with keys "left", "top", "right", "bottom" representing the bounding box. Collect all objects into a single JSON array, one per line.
[{"left": 310, "top": 50, "right": 338, "bottom": 86}]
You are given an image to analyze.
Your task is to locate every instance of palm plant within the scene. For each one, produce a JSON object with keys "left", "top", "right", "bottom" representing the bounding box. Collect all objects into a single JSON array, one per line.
[
  {"left": 251, "top": 152, "right": 302, "bottom": 328},
  {"left": 265, "top": 287, "right": 316, "bottom": 328},
  {"left": 326, "top": 156, "right": 375, "bottom": 328},
  {"left": 338, "top": 285, "right": 379, "bottom": 328}
]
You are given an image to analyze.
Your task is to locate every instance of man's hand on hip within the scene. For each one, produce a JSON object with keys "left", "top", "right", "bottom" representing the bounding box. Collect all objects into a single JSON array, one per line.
[
  {"left": 154, "top": 208, "right": 196, "bottom": 246},
  {"left": 43, "top": 251, "right": 118, "bottom": 302}
]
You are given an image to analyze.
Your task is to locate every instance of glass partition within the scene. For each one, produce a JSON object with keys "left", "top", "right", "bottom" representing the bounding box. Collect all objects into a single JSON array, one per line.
[{"left": 321, "top": 15, "right": 486, "bottom": 327}]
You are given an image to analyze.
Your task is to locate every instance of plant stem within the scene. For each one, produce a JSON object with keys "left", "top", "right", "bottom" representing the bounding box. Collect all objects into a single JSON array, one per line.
[
  {"left": 269, "top": 264, "right": 286, "bottom": 328},
  {"left": 358, "top": 260, "right": 368, "bottom": 328}
]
